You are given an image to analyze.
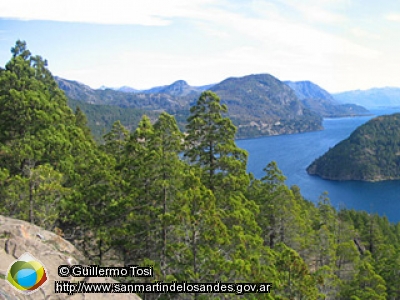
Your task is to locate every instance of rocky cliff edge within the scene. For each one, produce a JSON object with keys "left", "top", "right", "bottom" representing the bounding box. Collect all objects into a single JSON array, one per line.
[{"left": 0, "top": 215, "right": 141, "bottom": 300}]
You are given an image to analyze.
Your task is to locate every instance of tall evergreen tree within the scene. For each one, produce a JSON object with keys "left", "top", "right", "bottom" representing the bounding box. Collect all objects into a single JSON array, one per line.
[
  {"left": 75, "top": 106, "right": 93, "bottom": 138},
  {"left": 184, "top": 91, "right": 248, "bottom": 194},
  {"left": 184, "top": 91, "right": 271, "bottom": 287},
  {"left": 0, "top": 40, "right": 89, "bottom": 227},
  {"left": 101, "top": 120, "right": 130, "bottom": 164},
  {"left": 118, "top": 115, "right": 159, "bottom": 267},
  {"left": 152, "top": 112, "right": 185, "bottom": 280}
]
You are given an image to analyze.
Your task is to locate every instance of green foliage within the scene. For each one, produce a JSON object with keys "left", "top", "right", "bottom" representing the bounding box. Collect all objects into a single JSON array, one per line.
[
  {"left": 184, "top": 91, "right": 248, "bottom": 193},
  {"left": 340, "top": 253, "right": 387, "bottom": 300},
  {"left": 101, "top": 120, "right": 130, "bottom": 164}
]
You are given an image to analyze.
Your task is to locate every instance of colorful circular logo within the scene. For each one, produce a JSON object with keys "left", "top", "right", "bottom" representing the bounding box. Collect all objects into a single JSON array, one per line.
[{"left": 6, "top": 252, "right": 48, "bottom": 294}]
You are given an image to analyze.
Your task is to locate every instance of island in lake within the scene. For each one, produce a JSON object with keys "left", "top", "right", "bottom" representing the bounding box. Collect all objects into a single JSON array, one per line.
[{"left": 307, "top": 113, "right": 400, "bottom": 181}]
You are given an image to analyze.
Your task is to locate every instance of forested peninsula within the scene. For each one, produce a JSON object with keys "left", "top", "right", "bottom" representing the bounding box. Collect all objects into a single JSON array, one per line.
[
  {"left": 1, "top": 41, "right": 400, "bottom": 299},
  {"left": 307, "top": 113, "right": 400, "bottom": 181}
]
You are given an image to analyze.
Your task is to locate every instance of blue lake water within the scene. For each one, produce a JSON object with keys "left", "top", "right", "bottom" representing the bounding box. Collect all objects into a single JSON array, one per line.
[{"left": 236, "top": 108, "right": 400, "bottom": 223}]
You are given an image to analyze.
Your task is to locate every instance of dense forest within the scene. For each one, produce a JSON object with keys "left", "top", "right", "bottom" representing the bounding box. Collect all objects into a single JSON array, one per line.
[
  {"left": 1, "top": 41, "right": 400, "bottom": 299},
  {"left": 307, "top": 113, "right": 400, "bottom": 181}
]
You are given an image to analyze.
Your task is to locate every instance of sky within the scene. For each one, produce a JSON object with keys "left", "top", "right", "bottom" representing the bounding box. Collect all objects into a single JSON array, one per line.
[{"left": 0, "top": 0, "right": 399, "bottom": 93}]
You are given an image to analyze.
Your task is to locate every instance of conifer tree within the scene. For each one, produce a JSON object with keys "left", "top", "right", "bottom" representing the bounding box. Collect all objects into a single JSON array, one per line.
[
  {"left": 118, "top": 115, "right": 159, "bottom": 266},
  {"left": 275, "top": 243, "right": 319, "bottom": 299},
  {"left": 152, "top": 112, "right": 185, "bottom": 279},
  {"left": 184, "top": 91, "right": 248, "bottom": 194},
  {"left": 340, "top": 252, "right": 387, "bottom": 300},
  {"left": 102, "top": 120, "right": 130, "bottom": 164},
  {"left": 184, "top": 91, "right": 272, "bottom": 286},
  {"left": 0, "top": 41, "right": 117, "bottom": 264},
  {"left": 75, "top": 106, "right": 93, "bottom": 138},
  {"left": 0, "top": 40, "right": 89, "bottom": 227},
  {"left": 248, "top": 161, "right": 303, "bottom": 249}
]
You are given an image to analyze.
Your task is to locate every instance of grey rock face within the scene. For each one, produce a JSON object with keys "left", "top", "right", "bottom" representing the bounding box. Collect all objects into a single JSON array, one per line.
[{"left": 0, "top": 215, "right": 140, "bottom": 300}]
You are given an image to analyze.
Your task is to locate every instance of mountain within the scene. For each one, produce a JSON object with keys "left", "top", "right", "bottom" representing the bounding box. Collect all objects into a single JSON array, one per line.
[
  {"left": 57, "top": 74, "right": 323, "bottom": 139},
  {"left": 56, "top": 76, "right": 99, "bottom": 103},
  {"left": 139, "top": 80, "right": 214, "bottom": 96},
  {"left": 149, "top": 80, "right": 202, "bottom": 96},
  {"left": 210, "top": 74, "right": 323, "bottom": 137},
  {"left": 334, "top": 87, "right": 400, "bottom": 108},
  {"left": 117, "top": 86, "right": 140, "bottom": 93},
  {"left": 111, "top": 81, "right": 216, "bottom": 96},
  {"left": 285, "top": 81, "right": 369, "bottom": 117},
  {"left": 99, "top": 85, "right": 139, "bottom": 93},
  {"left": 55, "top": 77, "right": 186, "bottom": 110},
  {"left": 285, "top": 80, "right": 337, "bottom": 103},
  {"left": 307, "top": 113, "right": 400, "bottom": 181}
]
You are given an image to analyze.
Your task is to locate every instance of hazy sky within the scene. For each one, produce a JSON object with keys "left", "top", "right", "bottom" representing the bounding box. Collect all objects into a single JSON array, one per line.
[{"left": 0, "top": 0, "right": 399, "bottom": 93}]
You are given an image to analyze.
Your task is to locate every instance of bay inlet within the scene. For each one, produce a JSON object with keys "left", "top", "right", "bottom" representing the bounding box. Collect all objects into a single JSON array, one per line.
[{"left": 236, "top": 108, "right": 400, "bottom": 223}]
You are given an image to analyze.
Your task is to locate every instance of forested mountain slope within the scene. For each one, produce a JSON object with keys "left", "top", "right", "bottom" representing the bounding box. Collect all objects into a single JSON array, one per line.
[
  {"left": 209, "top": 74, "right": 323, "bottom": 137},
  {"left": 67, "top": 98, "right": 160, "bottom": 142},
  {"left": 57, "top": 74, "right": 323, "bottom": 139},
  {"left": 307, "top": 113, "right": 400, "bottom": 181}
]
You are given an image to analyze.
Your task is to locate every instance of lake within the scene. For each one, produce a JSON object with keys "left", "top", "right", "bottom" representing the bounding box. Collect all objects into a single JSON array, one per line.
[{"left": 236, "top": 108, "right": 400, "bottom": 223}]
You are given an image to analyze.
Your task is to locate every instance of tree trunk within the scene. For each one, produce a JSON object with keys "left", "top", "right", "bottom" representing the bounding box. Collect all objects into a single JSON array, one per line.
[{"left": 29, "top": 179, "right": 34, "bottom": 224}]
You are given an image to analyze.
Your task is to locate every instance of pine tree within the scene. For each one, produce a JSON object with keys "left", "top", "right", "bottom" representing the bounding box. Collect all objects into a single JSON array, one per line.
[
  {"left": 0, "top": 41, "right": 119, "bottom": 265},
  {"left": 340, "top": 252, "right": 387, "bottom": 300},
  {"left": 184, "top": 91, "right": 248, "bottom": 194},
  {"left": 0, "top": 40, "right": 88, "bottom": 227},
  {"left": 101, "top": 120, "right": 130, "bottom": 164},
  {"left": 275, "top": 243, "right": 319, "bottom": 299},
  {"left": 184, "top": 91, "right": 272, "bottom": 287},
  {"left": 118, "top": 115, "right": 159, "bottom": 267},
  {"left": 75, "top": 106, "right": 93, "bottom": 138},
  {"left": 248, "top": 161, "right": 303, "bottom": 249},
  {"left": 152, "top": 112, "right": 184, "bottom": 280}
]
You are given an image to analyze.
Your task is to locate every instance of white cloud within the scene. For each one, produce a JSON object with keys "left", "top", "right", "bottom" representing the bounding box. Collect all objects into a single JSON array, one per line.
[
  {"left": 297, "top": 5, "right": 346, "bottom": 23},
  {"left": 208, "top": 8, "right": 379, "bottom": 60},
  {"left": 350, "top": 27, "right": 380, "bottom": 40},
  {"left": 385, "top": 13, "right": 400, "bottom": 22},
  {"left": 55, "top": 1, "right": 382, "bottom": 93},
  {"left": 4, "top": 0, "right": 393, "bottom": 92},
  {"left": 194, "top": 21, "right": 231, "bottom": 39},
  {"left": 0, "top": 0, "right": 216, "bottom": 25},
  {"left": 276, "top": 0, "right": 348, "bottom": 23}
]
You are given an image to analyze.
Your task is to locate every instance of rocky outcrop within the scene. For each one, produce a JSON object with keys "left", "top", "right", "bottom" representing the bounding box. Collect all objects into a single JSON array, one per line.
[{"left": 0, "top": 215, "right": 141, "bottom": 300}]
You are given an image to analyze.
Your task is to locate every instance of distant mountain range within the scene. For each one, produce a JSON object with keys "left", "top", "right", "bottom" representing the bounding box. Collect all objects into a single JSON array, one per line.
[
  {"left": 101, "top": 80, "right": 215, "bottom": 96},
  {"left": 55, "top": 76, "right": 187, "bottom": 110},
  {"left": 56, "top": 74, "right": 371, "bottom": 139},
  {"left": 333, "top": 87, "right": 400, "bottom": 108},
  {"left": 285, "top": 81, "right": 369, "bottom": 117}
]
